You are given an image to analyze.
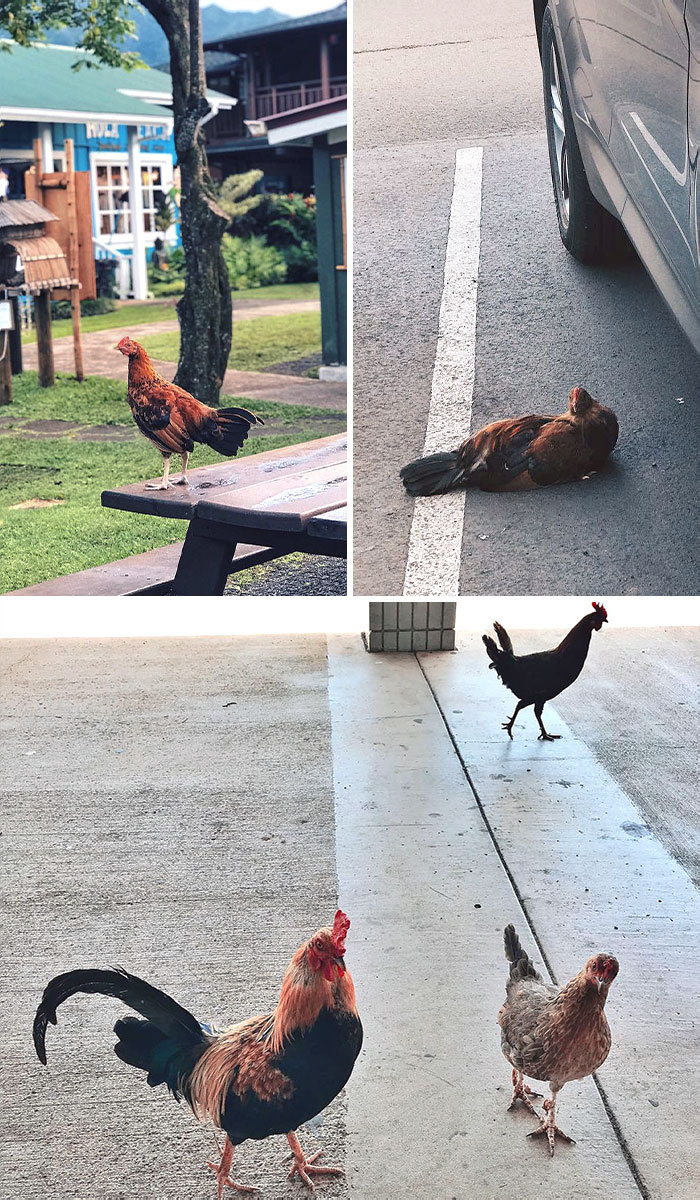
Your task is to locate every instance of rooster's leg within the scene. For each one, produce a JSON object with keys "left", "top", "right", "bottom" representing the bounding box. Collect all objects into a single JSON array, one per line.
[
  {"left": 173, "top": 450, "right": 190, "bottom": 486},
  {"left": 534, "top": 702, "right": 561, "bottom": 741},
  {"left": 207, "top": 1135, "right": 258, "bottom": 1196},
  {"left": 145, "top": 454, "right": 174, "bottom": 490},
  {"left": 503, "top": 700, "right": 525, "bottom": 738},
  {"left": 286, "top": 1130, "right": 344, "bottom": 1191},
  {"left": 527, "top": 1090, "right": 576, "bottom": 1156},
  {"left": 508, "top": 1067, "right": 542, "bottom": 1117}
]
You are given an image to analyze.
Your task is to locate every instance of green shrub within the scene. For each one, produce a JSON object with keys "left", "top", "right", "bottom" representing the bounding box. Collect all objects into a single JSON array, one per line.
[
  {"left": 221, "top": 234, "right": 287, "bottom": 290},
  {"left": 266, "top": 194, "right": 318, "bottom": 282},
  {"left": 49, "top": 296, "right": 117, "bottom": 319}
]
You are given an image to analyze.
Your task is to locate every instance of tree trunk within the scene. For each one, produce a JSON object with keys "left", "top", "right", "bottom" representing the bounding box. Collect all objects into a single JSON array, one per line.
[{"left": 142, "top": 0, "right": 232, "bottom": 405}]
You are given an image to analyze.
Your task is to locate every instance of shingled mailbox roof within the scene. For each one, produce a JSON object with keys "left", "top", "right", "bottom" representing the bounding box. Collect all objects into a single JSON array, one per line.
[{"left": 0, "top": 199, "right": 73, "bottom": 292}]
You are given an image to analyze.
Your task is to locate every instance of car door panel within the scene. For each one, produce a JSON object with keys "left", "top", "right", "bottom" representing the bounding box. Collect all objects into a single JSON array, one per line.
[{"left": 596, "top": 1, "right": 694, "bottom": 299}]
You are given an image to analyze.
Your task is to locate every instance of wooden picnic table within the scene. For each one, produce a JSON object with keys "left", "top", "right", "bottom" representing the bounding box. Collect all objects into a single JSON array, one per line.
[{"left": 101, "top": 434, "right": 347, "bottom": 596}]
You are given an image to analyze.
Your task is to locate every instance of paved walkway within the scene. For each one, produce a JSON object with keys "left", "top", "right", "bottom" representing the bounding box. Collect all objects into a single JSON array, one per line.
[
  {"left": 22, "top": 299, "right": 346, "bottom": 411},
  {"left": 2, "top": 629, "right": 698, "bottom": 1198}
]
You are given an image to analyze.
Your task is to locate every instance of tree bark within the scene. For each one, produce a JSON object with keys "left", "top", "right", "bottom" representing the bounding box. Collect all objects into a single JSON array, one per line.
[{"left": 141, "top": 0, "right": 232, "bottom": 405}]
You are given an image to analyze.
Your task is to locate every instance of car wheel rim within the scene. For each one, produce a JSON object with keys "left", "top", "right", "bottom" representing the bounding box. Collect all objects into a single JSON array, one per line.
[{"left": 549, "top": 45, "right": 570, "bottom": 229}]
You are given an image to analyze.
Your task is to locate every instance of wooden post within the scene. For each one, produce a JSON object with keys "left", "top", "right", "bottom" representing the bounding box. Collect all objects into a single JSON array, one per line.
[
  {"left": 64, "top": 139, "right": 84, "bottom": 381},
  {"left": 0, "top": 333, "right": 12, "bottom": 405},
  {"left": 34, "top": 291, "right": 55, "bottom": 388},
  {"left": 320, "top": 35, "right": 330, "bottom": 101}
]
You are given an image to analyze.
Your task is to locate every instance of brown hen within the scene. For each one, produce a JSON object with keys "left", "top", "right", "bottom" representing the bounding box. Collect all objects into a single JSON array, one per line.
[
  {"left": 498, "top": 924, "right": 618, "bottom": 1155},
  {"left": 400, "top": 385, "right": 618, "bottom": 495}
]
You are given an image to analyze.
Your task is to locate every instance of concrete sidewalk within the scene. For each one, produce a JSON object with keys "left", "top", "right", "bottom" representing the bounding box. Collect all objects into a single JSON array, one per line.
[
  {"left": 1, "top": 630, "right": 698, "bottom": 1198},
  {"left": 21, "top": 300, "right": 347, "bottom": 411}
]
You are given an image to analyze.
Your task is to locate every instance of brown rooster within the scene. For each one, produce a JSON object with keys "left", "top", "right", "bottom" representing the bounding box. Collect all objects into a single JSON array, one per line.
[
  {"left": 33, "top": 911, "right": 361, "bottom": 1195},
  {"left": 498, "top": 924, "right": 618, "bottom": 1156},
  {"left": 499, "top": 926, "right": 619, "bottom": 1152},
  {"left": 400, "top": 386, "right": 618, "bottom": 495},
  {"left": 482, "top": 602, "right": 608, "bottom": 740},
  {"left": 116, "top": 336, "right": 263, "bottom": 490}
]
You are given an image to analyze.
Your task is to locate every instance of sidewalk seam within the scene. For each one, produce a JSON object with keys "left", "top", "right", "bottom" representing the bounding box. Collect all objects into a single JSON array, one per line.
[{"left": 414, "top": 651, "right": 651, "bottom": 1200}]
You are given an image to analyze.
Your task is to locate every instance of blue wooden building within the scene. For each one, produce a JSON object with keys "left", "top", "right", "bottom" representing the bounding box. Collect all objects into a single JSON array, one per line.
[{"left": 0, "top": 41, "right": 234, "bottom": 297}]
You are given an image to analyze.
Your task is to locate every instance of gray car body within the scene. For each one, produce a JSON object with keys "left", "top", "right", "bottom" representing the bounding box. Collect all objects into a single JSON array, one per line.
[{"left": 534, "top": 0, "right": 700, "bottom": 354}]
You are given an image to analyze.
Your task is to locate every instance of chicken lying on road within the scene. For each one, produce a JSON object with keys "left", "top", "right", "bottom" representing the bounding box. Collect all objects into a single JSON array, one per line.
[
  {"left": 116, "top": 336, "right": 263, "bottom": 490},
  {"left": 499, "top": 924, "right": 619, "bottom": 1156},
  {"left": 33, "top": 911, "right": 362, "bottom": 1196},
  {"left": 400, "top": 386, "right": 618, "bottom": 495},
  {"left": 482, "top": 602, "right": 608, "bottom": 740}
]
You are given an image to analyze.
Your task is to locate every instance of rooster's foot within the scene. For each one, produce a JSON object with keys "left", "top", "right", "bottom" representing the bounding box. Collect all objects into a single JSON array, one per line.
[
  {"left": 501, "top": 721, "right": 514, "bottom": 739},
  {"left": 537, "top": 732, "right": 561, "bottom": 742},
  {"left": 527, "top": 1098, "right": 575, "bottom": 1156},
  {"left": 207, "top": 1158, "right": 258, "bottom": 1196},
  {"left": 172, "top": 476, "right": 190, "bottom": 486},
  {"left": 286, "top": 1133, "right": 344, "bottom": 1192},
  {"left": 145, "top": 481, "right": 174, "bottom": 490}
]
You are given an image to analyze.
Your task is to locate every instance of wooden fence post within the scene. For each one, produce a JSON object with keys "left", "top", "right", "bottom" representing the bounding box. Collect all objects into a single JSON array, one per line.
[
  {"left": 35, "top": 291, "right": 55, "bottom": 387},
  {"left": 64, "top": 139, "right": 84, "bottom": 381},
  {"left": 0, "top": 333, "right": 11, "bottom": 404}
]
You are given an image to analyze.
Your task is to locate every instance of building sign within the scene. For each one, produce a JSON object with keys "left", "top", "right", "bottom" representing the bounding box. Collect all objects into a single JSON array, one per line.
[
  {"left": 86, "top": 122, "right": 120, "bottom": 140},
  {"left": 85, "top": 123, "right": 167, "bottom": 142}
]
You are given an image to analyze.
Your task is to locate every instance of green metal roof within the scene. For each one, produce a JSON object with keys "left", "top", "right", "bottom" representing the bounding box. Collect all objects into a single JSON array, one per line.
[{"left": 0, "top": 41, "right": 233, "bottom": 124}]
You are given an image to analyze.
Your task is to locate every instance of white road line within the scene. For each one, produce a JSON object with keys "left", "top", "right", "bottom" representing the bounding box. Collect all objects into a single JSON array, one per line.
[{"left": 403, "top": 146, "right": 483, "bottom": 597}]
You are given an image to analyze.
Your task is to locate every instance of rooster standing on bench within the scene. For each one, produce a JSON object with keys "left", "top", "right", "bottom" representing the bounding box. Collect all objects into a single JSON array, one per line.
[{"left": 116, "top": 336, "right": 263, "bottom": 491}]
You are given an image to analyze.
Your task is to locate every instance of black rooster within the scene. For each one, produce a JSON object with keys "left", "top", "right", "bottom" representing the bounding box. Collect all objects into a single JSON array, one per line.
[{"left": 482, "top": 603, "right": 608, "bottom": 740}]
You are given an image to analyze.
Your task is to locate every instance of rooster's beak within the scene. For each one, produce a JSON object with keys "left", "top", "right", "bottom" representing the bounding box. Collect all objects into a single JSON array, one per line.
[
  {"left": 333, "top": 956, "right": 346, "bottom": 974},
  {"left": 594, "top": 976, "right": 605, "bottom": 992}
]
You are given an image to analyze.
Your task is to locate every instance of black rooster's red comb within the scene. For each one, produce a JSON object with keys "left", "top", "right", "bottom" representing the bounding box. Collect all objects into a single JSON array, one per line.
[
  {"left": 331, "top": 910, "right": 350, "bottom": 955},
  {"left": 592, "top": 601, "right": 608, "bottom": 620}
]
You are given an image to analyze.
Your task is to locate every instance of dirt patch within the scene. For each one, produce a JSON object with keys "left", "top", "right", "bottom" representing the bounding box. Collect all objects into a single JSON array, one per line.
[
  {"left": 266, "top": 353, "right": 323, "bottom": 377},
  {"left": 9, "top": 498, "right": 65, "bottom": 509},
  {"left": 77, "top": 424, "right": 137, "bottom": 442}
]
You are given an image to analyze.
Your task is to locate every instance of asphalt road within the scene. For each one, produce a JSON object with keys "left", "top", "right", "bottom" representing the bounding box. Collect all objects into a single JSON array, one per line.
[{"left": 353, "top": 0, "right": 700, "bottom": 596}]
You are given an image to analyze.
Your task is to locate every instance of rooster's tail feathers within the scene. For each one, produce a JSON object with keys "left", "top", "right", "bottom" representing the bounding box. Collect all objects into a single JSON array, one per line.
[
  {"left": 113, "top": 1015, "right": 206, "bottom": 1097},
  {"left": 493, "top": 621, "right": 514, "bottom": 655},
  {"left": 482, "top": 633, "right": 500, "bottom": 667},
  {"left": 203, "top": 405, "right": 264, "bottom": 457},
  {"left": 33, "top": 967, "right": 205, "bottom": 1066},
  {"left": 503, "top": 925, "right": 541, "bottom": 983},
  {"left": 400, "top": 451, "right": 469, "bottom": 496}
]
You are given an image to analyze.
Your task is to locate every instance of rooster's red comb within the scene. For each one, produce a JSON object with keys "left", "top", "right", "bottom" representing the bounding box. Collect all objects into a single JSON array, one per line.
[
  {"left": 331, "top": 910, "right": 350, "bottom": 955},
  {"left": 592, "top": 601, "right": 608, "bottom": 620}
]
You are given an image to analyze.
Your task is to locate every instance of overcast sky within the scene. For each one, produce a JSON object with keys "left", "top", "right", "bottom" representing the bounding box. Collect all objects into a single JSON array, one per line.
[{"left": 202, "top": 1, "right": 337, "bottom": 15}]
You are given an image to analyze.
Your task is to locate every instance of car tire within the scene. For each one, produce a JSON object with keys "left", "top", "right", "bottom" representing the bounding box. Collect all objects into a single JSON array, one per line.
[{"left": 541, "top": 5, "right": 624, "bottom": 264}]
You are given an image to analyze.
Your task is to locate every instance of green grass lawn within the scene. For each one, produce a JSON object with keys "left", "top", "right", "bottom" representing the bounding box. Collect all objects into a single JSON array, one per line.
[
  {"left": 141, "top": 311, "right": 321, "bottom": 373},
  {"left": 0, "top": 372, "right": 342, "bottom": 592},
  {"left": 21, "top": 282, "right": 320, "bottom": 343}
]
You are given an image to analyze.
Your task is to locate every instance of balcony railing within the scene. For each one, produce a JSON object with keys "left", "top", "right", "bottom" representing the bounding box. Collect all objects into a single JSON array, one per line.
[
  {"left": 207, "top": 107, "right": 246, "bottom": 142},
  {"left": 254, "top": 76, "right": 347, "bottom": 119},
  {"left": 206, "top": 77, "right": 347, "bottom": 143}
]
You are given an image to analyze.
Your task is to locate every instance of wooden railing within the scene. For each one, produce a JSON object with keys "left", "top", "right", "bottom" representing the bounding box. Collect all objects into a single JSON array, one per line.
[
  {"left": 254, "top": 76, "right": 347, "bottom": 119},
  {"left": 206, "top": 77, "right": 347, "bottom": 142},
  {"left": 207, "top": 107, "right": 246, "bottom": 141}
]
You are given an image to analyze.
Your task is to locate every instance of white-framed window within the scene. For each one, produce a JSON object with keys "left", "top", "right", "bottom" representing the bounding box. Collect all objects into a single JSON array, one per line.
[{"left": 90, "top": 152, "right": 175, "bottom": 246}]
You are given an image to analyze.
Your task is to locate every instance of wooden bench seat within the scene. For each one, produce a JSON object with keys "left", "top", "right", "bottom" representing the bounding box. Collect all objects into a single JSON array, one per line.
[{"left": 8, "top": 541, "right": 279, "bottom": 597}]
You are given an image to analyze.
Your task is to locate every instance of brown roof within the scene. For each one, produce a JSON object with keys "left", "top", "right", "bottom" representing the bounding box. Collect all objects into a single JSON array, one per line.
[
  {"left": 0, "top": 199, "right": 58, "bottom": 230},
  {"left": 1, "top": 236, "right": 75, "bottom": 292}
]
